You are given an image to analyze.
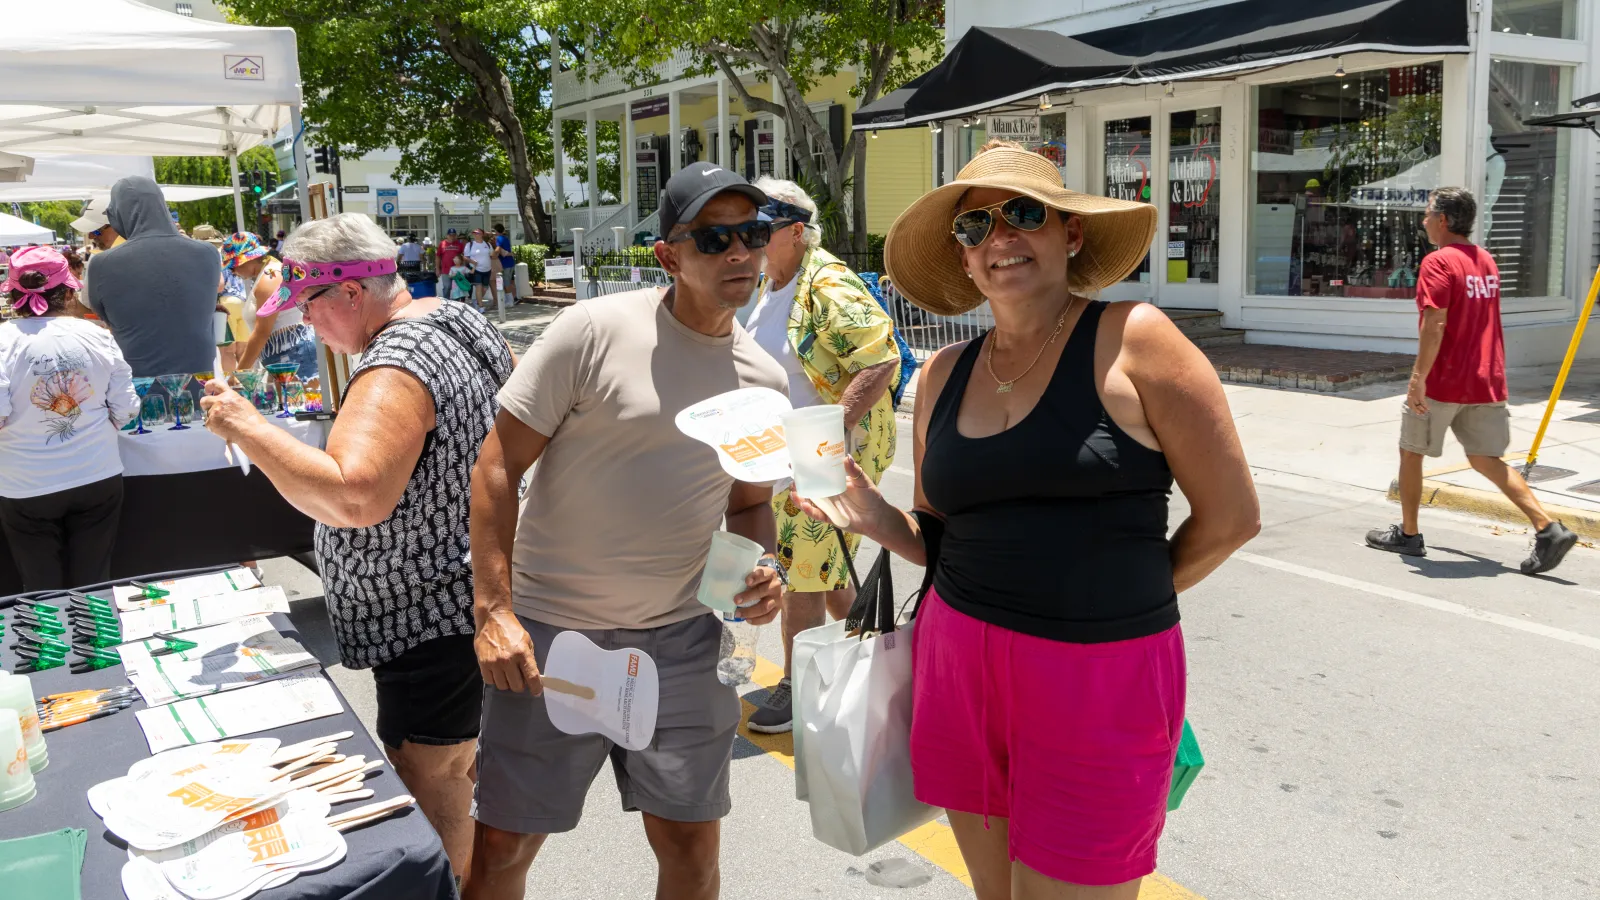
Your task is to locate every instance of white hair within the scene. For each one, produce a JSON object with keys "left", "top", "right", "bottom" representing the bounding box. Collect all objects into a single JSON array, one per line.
[
  {"left": 752, "top": 176, "right": 822, "bottom": 251},
  {"left": 281, "top": 212, "right": 407, "bottom": 299}
]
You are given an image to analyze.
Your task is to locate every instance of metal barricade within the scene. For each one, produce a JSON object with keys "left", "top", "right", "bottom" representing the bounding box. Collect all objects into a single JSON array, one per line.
[
  {"left": 877, "top": 275, "right": 993, "bottom": 361},
  {"left": 590, "top": 265, "right": 672, "bottom": 296}
]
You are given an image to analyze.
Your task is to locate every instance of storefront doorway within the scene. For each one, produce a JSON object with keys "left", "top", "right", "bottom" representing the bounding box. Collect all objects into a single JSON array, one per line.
[{"left": 1094, "top": 95, "right": 1225, "bottom": 310}]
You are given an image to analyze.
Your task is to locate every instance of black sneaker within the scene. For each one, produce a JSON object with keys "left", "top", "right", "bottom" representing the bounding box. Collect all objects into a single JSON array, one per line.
[
  {"left": 1366, "top": 525, "right": 1426, "bottom": 557},
  {"left": 746, "top": 677, "right": 792, "bottom": 734},
  {"left": 1521, "top": 522, "right": 1578, "bottom": 575}
]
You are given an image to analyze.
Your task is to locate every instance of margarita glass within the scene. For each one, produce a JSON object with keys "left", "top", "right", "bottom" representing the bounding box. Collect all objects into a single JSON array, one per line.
[
  {"left": 264, "top": 362, "right": 299, "bottom": 419},
  {"left": 130, "top": 377, "right": 155, "bottom": 435},
  {"left": 154, "top": 374, "right": 192, "bottom": 430}
]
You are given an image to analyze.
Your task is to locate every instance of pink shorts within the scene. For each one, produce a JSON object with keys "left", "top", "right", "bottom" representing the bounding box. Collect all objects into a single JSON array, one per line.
[{"left": 910, "top": 588, "right": 1186, "bottom": 886}]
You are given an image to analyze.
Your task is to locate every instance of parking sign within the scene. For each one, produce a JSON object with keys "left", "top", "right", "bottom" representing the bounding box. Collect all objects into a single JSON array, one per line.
[{"left": 377, "top": 188, "right": 398, "bottom": 217}]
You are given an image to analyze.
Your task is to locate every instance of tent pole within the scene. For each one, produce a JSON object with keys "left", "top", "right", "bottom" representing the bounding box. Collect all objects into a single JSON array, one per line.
[
  {"left": 291, "top": 105, "right": 313, "bottom": 227},
  {"left": 1524, "top": 262, "right": 1600, "bottom": 473},
  {"left": 227, "top": 149, "right": 246, "bottom": 233}
]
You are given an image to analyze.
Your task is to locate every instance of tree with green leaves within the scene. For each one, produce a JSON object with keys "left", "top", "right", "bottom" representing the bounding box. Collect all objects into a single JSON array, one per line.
[
  {"left": 561, "top": 119, "right": 621, "bottom": 207},
  {"left": 14, "top": 201, "right": 83, "bottom": 239},
  {"left": 546, "top": 0, "right": 943, "bottom": 253},
  {"left": 223, "top": 0, "right": 560, "bottom": 244},
  {"left": 152, "top": 147, "right": 279, "bottom": 233}
]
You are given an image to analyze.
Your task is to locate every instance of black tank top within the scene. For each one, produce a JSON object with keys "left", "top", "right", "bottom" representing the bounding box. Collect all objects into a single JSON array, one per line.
[{"left": 921, "top": 301, "right": 1179, "bottom": 643}]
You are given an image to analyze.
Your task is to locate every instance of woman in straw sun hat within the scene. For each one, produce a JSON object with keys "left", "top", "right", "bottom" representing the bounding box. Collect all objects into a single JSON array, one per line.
[{"left": 790, "top": 140, "right": 1259, "bottom": 897}]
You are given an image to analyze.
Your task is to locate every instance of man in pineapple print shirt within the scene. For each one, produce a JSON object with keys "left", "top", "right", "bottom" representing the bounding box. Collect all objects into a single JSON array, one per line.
[
  {"left": 464, "top": 163, "right": 788, "bottom": 900},
  {"left": 1366, "top": 186, "right": 1576, "bottom": 574}
]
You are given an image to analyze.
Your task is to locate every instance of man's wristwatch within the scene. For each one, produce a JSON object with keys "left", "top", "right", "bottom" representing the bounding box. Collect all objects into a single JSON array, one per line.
[{"left": 757, "top": 555, "right": 788, "bottom": 586}]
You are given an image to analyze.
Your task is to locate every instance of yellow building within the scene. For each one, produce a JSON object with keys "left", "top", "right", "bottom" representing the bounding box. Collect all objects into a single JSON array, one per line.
[{"left": 550, "top": 50, "right": 934, "bottom": 253}]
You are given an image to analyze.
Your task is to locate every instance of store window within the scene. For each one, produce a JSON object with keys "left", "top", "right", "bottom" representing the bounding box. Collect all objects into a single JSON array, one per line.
[
  {"left": 1486, "top": 60, "right": 1570, "bottom": 298},
  {"left": 1249, "top": 64, "right": 1442, "bottom": 298},
  {"left": 1105, "top": 116, "right": 1153, "bottom": 283},
  {"left": 1490, "top": 0, "right": 1575, "bottom": 39},
  {"left": 1168, "top": 108, "right": 1222, "bottom": 284}
]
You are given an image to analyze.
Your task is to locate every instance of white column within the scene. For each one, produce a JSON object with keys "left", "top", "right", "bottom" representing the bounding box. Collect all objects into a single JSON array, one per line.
[
  {"left": 552, "top": 113, "right": 565, "bottom": 224},
  {"left": 623, "top": 109, "right": 635, "bottom": 222},
  {"left": 1218, "top": 84, "right": 1249, "bottom": 328},
  {"left": 1441, "top": 55, "right": 1471, "bottom": 191},
  {"left": 771, "top": 77, "right": 787, "bottom": 178},
  {"left": 291, "top": 106, "right": 312, "bottom": 227},
  {"left": 668, "top": 90, "right": 681, "bottom": 181},
  {"left": 717, "top": 77, "right": 730, "bottom": 171},
  {"left": 586, "top": 108, "right": 598, "bottom": 229}
]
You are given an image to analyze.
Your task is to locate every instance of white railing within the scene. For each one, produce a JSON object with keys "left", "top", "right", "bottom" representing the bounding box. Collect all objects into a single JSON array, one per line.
[
  {"left": 879, "top": 276, "right": 994, "bottom": 362},
  {"left": 553, "top": 49, "right": 702, "bottom": 107},
  {"left": 589, "top": 265, "right": 672, "bottom": 296},
  {"left": 554, "top": 204, "right": 624, "bottom": 242},
  {"left": 582, "top": 202, "right": 636, "bottom": 254}
]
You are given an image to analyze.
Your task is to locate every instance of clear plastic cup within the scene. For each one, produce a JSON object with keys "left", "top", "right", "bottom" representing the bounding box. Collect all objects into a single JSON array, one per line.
[
  {"left": 781, "top": 405, "right": 848, "bottom": 498},
  {"left": 696, "top": 531, "right": 765, "bottom": 614},
  {"left": 0, "top": 711, "right": 37, "bottom": 812},
  {"left": 0, "top": 671, "right": 46, "bottom": 772},
  {"left": 717, "top": 613, "right": 758, "bottom": 686}
]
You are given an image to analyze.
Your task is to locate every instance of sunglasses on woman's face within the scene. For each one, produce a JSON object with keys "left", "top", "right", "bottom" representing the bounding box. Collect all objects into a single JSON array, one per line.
[
  {"left": 667, "top": 220, "right": 773, "bottom": 255},
  {"left": 951, "top": 196, "right": 1051, "bottom": 248}
]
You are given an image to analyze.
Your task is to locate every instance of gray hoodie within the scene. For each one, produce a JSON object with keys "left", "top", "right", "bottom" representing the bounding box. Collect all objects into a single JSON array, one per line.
[{"left": 86, "top": 176, "right": 220, "bottom": 377}]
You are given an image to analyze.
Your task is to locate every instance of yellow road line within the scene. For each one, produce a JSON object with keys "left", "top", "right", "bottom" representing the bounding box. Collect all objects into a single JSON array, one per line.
[{"left": 737, "top": 655, "right": 1204, "bottom": 899}]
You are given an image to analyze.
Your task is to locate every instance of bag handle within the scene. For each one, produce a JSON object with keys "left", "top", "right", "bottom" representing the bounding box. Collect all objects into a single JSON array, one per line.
[{"left": 834, "top": 526, "right": 895, "bottom": 638}]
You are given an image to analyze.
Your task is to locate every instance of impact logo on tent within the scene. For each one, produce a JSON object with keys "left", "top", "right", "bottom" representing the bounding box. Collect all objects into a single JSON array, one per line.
[{"left": 224, "top": 56, "right": 265, "bottom": 81}]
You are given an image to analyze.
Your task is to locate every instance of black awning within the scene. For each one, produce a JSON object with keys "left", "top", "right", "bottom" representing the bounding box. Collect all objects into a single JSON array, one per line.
[{"left": 853, "top": 0, "right": 1469, "bottom": 131}]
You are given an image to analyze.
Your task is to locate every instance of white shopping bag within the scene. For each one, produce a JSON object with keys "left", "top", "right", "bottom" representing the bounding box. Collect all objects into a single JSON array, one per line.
[{"left": 794, "top": 602, "right": 939, "bottom": 855}]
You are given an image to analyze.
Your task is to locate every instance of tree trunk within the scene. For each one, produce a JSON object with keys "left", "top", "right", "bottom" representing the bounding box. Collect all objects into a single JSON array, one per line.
[{"left": 432, "top": 18, "right": 550, "bottom": 246}]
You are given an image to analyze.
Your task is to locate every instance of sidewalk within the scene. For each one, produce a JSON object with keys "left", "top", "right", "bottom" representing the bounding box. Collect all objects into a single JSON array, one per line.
[{"left": 1227, "top": 359, "right": 1600, "bottom": 539}]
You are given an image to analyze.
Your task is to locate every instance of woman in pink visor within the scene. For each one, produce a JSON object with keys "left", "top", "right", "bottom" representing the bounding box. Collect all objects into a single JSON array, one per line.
[{"left": 0, "top": 246, "right": 140, "bottom": 590}]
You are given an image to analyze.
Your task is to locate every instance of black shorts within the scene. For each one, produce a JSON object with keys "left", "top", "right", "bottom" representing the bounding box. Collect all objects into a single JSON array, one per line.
[
  {"left": 371, "top": 634, "right": 483, "bottom": 749},
  {"left": 471, "top": 271, "right": 491, "bottom": 286}
]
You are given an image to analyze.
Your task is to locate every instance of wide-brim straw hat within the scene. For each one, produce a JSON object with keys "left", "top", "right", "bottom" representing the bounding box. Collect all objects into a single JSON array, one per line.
[{"left": 884, "top": 148, "right": 1157, "bottom": 317}]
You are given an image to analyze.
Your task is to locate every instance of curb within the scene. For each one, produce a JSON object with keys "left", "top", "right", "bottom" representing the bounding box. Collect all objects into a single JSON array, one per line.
[{"left": 1386, "top": 478, "right": 1600, "bottom": 542}]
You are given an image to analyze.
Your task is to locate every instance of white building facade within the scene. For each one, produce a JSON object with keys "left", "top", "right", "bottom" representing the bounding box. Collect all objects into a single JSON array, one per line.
[{"left": 940, "top": 0, "right": 1596, "bottom": 365}]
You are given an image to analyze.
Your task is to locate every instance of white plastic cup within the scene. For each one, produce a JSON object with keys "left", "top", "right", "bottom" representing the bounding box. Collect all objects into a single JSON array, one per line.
[
  {"left": 212, "top": 310, "right": 230, "bottom": 345},
  {"left": 0, "top": 671, "right": 46, "bottom": 772},
  {"left": 696, "top": 531, "right": 765, "bottom": 614},
  {"left": 781, "top": 404, "right": 848, "bottom": 498},
  {"left": 0, "top": 710, "right": 37, "bottom": 812}
]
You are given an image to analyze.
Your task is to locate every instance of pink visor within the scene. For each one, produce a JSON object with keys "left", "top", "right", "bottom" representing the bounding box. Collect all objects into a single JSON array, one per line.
[
  {"left": 4, "top": 245, "right": 81, "bottom": 315},
  {"left": 261, "top": 257, "right": 398, "bottom": 316}
]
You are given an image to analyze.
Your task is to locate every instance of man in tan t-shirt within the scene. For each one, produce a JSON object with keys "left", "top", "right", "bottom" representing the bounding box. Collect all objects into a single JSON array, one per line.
[{"left": 464, "top": 163, "right": 789, "bottom": 900}]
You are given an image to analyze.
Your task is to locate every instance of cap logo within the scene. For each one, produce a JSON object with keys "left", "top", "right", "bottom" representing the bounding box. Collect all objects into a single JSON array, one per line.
[{"left": 702, "top": 167, "right": 723, "bottom": 176}]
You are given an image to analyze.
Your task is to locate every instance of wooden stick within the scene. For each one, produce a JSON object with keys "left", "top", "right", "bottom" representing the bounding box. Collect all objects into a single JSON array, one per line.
[
  {"left": 542, "top": 677, "right": 596, "bottom": 700},
  {"left": 270, "top": 732, "right": 353, "bottom": 766},
  {"left": 322, "top": 788, "right": 374, "bottom": 805},
  {"left": 316, "top": 771, "right": 363, "bottom": 793},
  {"left": 326, "top": 795, "right": 413, "bottom": 832},
  {"left": 291, "top": 756, "right": 366, "bottom": 791},
  {"left": 271, "top": 747, "right": 336, "bottom": 780}
]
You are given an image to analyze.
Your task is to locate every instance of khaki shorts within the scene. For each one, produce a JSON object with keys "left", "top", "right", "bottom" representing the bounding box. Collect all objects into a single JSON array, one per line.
[
  {"left": 472, "top": 613, "right": 739, "bottom": 834},
  {"left": 1399, "top": 400, "right": 1511, "bottom": 458}
]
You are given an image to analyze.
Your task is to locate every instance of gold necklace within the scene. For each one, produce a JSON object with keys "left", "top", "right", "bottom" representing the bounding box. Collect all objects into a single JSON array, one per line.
[{"left": 985, "top": 297, "right": 1076, "bottom": 394}]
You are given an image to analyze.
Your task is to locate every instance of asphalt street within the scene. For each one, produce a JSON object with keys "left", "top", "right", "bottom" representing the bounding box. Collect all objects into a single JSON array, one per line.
[{"left": 267, "top": 415, "right": 1600, "bottom": 900}]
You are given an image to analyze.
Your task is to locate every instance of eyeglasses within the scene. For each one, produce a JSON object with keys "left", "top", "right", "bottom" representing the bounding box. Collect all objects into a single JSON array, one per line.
[
  {"left": 951, "top": 196, "right": 1051, "bottom": 248},
  {"left": 666, "top": 220, "right": 773, "bottom": 255},
  {"left": 297, "top": 283, "right": 344, "bottom": 311}
]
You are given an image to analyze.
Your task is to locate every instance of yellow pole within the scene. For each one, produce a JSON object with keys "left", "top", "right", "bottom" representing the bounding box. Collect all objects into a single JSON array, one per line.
[{"left": 1525, "top": 262, "right": 1600, "bottom": 472}]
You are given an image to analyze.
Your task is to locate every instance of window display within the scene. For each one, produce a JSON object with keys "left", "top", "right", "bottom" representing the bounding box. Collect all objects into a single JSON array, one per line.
[
  {"left": 1168, "top": 108, "right": 1222, "bottom": 285},
  {"left": 1105, "top": 116, "right": 1154, "bottom": 283},
  {"left": 1485, "top": 60, "right": 1570, "bottom": 299},
  {"left": 1490, "top": 0, "right": 1575, "bottom": 39},
  {"left": 1249, "top": 64, "right": 1442, "bottom": 299}
]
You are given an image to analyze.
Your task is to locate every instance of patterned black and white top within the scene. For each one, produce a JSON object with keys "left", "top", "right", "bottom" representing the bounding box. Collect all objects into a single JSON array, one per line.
[{"left": 316, "top": 301, "right": 514, "bottom": 669}]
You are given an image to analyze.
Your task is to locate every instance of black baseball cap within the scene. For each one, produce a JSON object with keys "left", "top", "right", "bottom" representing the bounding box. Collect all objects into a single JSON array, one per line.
[{"left": 659, "top": 162, "right": 768, "bottom": 236}]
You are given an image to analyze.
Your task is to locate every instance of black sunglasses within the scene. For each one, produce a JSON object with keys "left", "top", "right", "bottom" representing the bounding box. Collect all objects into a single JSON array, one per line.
[
  {"left": 760, "top": 200, "right": 814, "bottom": 226},
  {"left": 951, "top": 196, "right": 1051, "bottom": 248},
  {"left": 667, "top": 220, "right": 773, "bottom": 255}
]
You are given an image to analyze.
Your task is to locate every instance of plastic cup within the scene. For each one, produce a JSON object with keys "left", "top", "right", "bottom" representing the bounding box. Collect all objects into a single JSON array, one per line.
[
  {"left": 781, "top": 405, "right": 848, "bottom": 498},
  {"left": 0, "top": 711, "right": 37, "bottom": 812},
  {"left": 0, "top": 671, "right": 46, "bottom": 772},
  {"left": 696, "top": 531, "right": 765, "bottom": 614}
]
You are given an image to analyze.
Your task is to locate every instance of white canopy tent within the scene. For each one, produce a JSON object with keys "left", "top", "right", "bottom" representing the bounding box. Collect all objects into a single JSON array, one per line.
[
  {"left": 0, "top": 154, "right": 234, "bottom": 203},
  {"left": 0, "top": 0, "right": 309, "bottom": 229},
  {"left": 0, "top": 212, "right": 56, "bottom": 245}
]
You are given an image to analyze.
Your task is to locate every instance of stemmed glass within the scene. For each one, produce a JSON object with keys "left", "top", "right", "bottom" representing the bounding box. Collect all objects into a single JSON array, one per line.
[
  {"left": 190, "top": 371, "right": 214, "bottom": 423},
  {"left": 130, "top": 377, "right": 155, "bottom": 435},
  {"left": 234, "top": 368, "right": 266, "bottom": 414},
  {"left": 154, "top": 373, "right": 191, "bottom": 430},
  {"left": 264, "top": 362, "right": 299, "bottom": 419}
]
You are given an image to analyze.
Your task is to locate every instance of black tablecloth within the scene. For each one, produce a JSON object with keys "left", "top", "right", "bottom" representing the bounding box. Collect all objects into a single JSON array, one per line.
[
  {"left": 0, "top": 467, "right": 316, "bottom": 597},
  {"left": 0, "top": 568, "right": 454, "bottom": 900}
]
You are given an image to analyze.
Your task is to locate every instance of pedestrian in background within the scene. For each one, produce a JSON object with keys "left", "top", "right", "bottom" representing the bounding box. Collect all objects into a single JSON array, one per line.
[
  {"left": 222, "top": 232, "right": 318, "bottom": 375},
  {"left": 1367, "top": 187, "right": 1576, "bottom": 573},
  {"left": 200, "top": 212, "right": 514, "bottom": 881},
  {"left": 465, "top": 228, "right": 494, "bottom": 311},
  {"left": 465, "top": 162, "right": 786, "bottom": 900},
  {"left": 399, "top": 233, "right": 424, "bottom": 274},
  {"left": 0, "top": 246, "right": 140, "bottom": 591},
  {"left": 439, "top": 227, "right": 464, "bottom": 275},
  {"left": 493, "top": 223, "right": 517, "bottom": 306},
  {"left": 791, "top": 142, "right": 1259, "bottom": 899},
  {"left": 742, "top": 176, "right": 901, "bottom": 735}
]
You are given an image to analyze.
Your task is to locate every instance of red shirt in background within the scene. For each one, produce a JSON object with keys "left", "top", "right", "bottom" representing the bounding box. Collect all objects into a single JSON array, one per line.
[
  {"left": 1415, "top": 243, "right": 1506, "bottom": 405},
  {"left": 438, "top": 238, "right": 464, "bottom": 273}
]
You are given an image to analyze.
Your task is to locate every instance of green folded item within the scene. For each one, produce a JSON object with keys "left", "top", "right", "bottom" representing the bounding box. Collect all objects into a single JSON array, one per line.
[
  {"left": 1167, "top": 719, "right": 1204, "bottom": 812},
  {"left": 0, "top": 828, "right": 88, "bottom": 900}
]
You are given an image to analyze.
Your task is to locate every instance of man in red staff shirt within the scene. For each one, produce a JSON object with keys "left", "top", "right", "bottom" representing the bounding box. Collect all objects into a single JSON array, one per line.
[
  {"left": 439, "top": 228, "right": 465, "bottom": 275},
  {"left": 1367, "top": 187, "right": 1576, "bottom": 574}
]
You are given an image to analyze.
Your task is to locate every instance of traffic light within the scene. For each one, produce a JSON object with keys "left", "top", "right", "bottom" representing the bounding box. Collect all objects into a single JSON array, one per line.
[
  {"left": 262, "top": 169, "right": 278, "bottom": 193},
  {"left": 327, "top": 146, "right": 341, "bottom": 177},
  {"left": 313, "top": 145, "right": 330, "bottom": 174},
  {"left": 249, "top": 169, "right": 264, "bottom": 195}
]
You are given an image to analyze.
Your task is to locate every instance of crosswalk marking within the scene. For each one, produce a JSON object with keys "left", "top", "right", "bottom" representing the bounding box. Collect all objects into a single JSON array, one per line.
[{"left": 736, "top": 656, "right": 1204, "bottom": 898}]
